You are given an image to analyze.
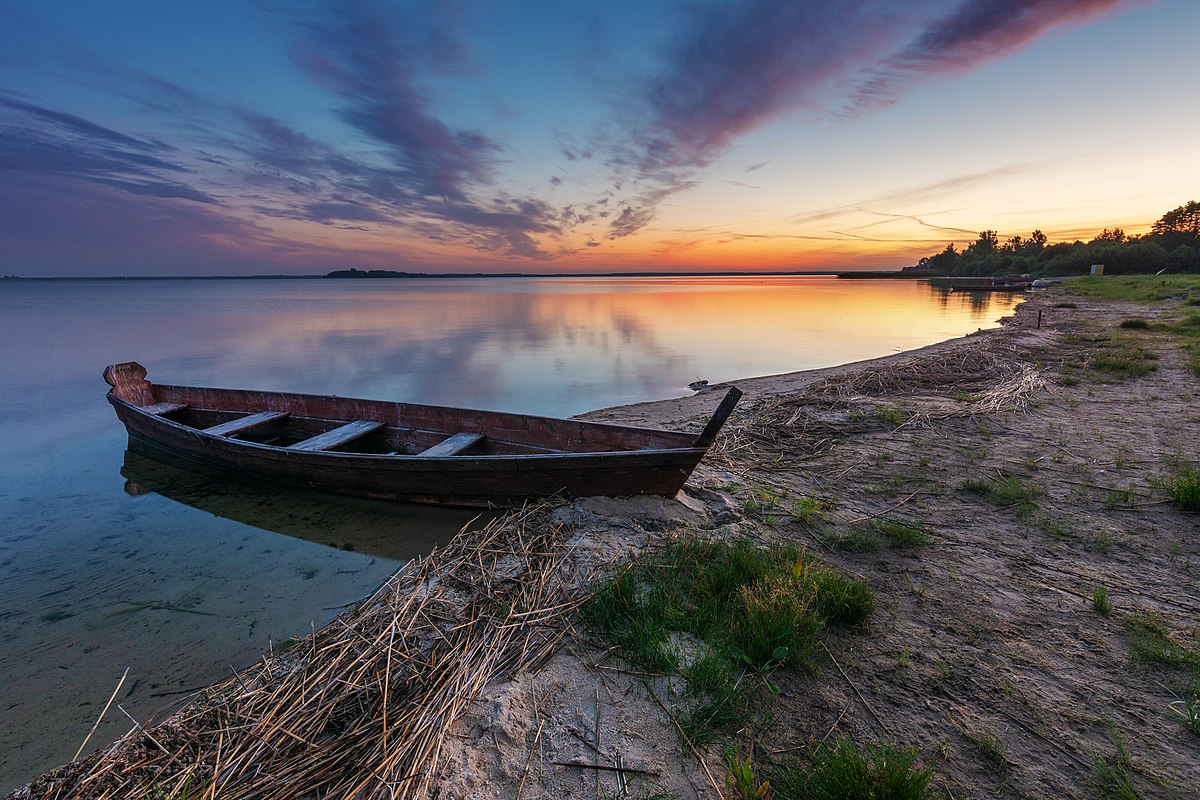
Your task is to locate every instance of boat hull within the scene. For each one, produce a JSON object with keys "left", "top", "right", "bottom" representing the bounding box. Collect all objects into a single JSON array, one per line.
[{"left": 107, "top": 392, "right": 713, "bottom": 508}]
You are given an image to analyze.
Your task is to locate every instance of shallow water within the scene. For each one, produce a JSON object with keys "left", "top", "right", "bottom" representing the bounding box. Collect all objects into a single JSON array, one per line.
[{"left": 0, "top": 275, "right": 1018, "bottom": 789}]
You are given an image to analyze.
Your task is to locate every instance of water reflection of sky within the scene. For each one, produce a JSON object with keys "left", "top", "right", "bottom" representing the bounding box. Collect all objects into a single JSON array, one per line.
[{"left": 0, "top": 276, "right": 1019, "bottom": 790}]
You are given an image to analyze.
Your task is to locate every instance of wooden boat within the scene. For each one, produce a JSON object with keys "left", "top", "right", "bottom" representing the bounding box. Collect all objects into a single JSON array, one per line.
[
  {"left": 104, "top": 362, "right": 741, "bottom": 508},
  {"left": 933, "top": 277, "right": 1033, "bottom": 292}
]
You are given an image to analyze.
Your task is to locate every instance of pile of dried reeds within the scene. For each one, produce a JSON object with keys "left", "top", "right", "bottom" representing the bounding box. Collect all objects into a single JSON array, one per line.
[
  {"left": 19, "top": 504, "right": 582, "bottom": 800},
  {"left": 721, "top": 337, "right": 1043, "bottom": 461},
  {"left": 804, "top": 340, "right": 1020, "bottom": 399}
]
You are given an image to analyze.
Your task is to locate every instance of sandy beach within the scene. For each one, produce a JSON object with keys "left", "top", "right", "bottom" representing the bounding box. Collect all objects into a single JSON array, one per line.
[{"left": 13, "top": 287, "right": 1200, "bottom": 799}]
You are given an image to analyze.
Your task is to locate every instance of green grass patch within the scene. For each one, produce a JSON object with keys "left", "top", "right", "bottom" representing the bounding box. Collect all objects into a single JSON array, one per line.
[
  {"left": 1168, "top": 677, "right": 1200, "bottom": 736},
  {"left": 742, "top": 488, "right": 831, "bottom": 527},
  {"left": 1118, "top": 318, "right": 1150, "bottom": 329},
  {"left": 789, "top": 495, "right": 830, "bottom": 526},
  {"left": 1122, "top": 610, "right": 1200, "bottom": 670},
  {"left": 1089, "top": 725, "right": 1139, "bottom": 800},
  {"left": 830, "top": 529, "right": 881, "bottom": 552},
  {"left": 963, "top": 728, "right": 1010, "bottom": 774},
  {"left": 1093, "top": 585, "right": 1112, "bottom": 617},
  {"left": 1186, "top": 342, "right": 1200, "bottom": 379},
  {"left": 869, "top": 518, "right": 934, "bottom": 549},
  {"left": 1087, "top": 531, "right": 1117, "bottom": 554},
  {"left": 1067, "top": 275, "right": 1200, "bottom": 303},
  {"left": 962, "top": 475, "right": 1041, "bottom": 517},
  {"left": 583, "top": 535, "right": 874, "bottom": 743},
  {"left": 1168, "top": 467, "right": 1200, "bottom": 512},
  {"left": 1089, "top": 344, "right": 1159, "bottom": 379},
  {"left": 1159, "top": 310, "right": 1200, "bottom": 334},
  {"left": 769, "top": 739, "right": 935, "bottom": 800}
]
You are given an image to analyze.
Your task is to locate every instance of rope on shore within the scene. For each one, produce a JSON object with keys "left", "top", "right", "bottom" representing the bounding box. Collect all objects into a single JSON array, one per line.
[{"left": 18, "top": 504, "right": 584, "bottom": 800}]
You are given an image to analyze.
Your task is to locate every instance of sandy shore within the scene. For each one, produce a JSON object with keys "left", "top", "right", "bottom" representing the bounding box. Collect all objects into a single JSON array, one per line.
[{"left": 14, "top": 289, "right": 1200, "bottom": 799}]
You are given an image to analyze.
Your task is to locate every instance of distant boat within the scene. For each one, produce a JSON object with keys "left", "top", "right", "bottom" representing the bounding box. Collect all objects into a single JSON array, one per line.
[
  {"left": 103, "top": 362, "right": 741, "bottom": 508},
  {"left": 932, "top": 276, "right": 1033, "bottom": 292}
]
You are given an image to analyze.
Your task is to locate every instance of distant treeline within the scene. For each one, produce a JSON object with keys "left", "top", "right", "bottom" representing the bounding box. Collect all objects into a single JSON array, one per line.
[{"left": 903, "top": 200, "right": 1200, "bottom": 277}]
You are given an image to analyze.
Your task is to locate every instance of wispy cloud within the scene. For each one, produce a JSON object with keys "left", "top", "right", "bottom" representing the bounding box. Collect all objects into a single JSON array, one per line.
[
  {"left": 282, "top": 1, "right": 493, "bottom": 202},
  {"left": 0, "top": 94, "right": 217, "bottom": 203},
  {"left": 604, "top": 0, "right": 1136, "bottom": 239},
  {"left": 847, "top": 0, "right": 1144, "bottom": 113}
]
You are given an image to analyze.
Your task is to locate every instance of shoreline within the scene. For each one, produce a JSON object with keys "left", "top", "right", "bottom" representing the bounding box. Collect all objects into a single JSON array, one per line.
[{"left": 14, "top": 288, "right": 1200, "bottom": 799}]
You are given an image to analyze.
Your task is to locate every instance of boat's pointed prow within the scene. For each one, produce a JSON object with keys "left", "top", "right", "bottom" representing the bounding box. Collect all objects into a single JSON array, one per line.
[
  {"left": 103, "top": 361, "right": 155, "bottom": 406},
  {"left": 693, "top": 386, "right": 742, "bottom": 448}
]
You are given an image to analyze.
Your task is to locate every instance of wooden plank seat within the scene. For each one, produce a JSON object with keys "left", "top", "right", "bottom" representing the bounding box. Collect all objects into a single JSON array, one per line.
[
  {"left": 203, "top": 410, "right": 289, "bottom": 437},
  {"left": 142, "top": 402, "right": 186, "bottom": 416},
  {"left": 417, "top": 432, "right": 484, "bottom": 457},
  {"left": 287, "top": 420, "right": 385, "bottom": 452}
]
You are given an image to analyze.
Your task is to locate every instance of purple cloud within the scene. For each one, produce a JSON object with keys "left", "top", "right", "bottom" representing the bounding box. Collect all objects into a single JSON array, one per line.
[
  {"left": 605, "top": 0, "right": 1137, "bottom": 239},
  {"left": 0, "top": 96, "right": 170, "bottom": 153},
  {"left": 849, "top": 0, "right": 1142, "bottom": 112},
  {"left": 284, "top": 1, "right": 495, "bottom": 202},
  {"left": 0, "top": 96, "right": 217, "bottom": 205}
]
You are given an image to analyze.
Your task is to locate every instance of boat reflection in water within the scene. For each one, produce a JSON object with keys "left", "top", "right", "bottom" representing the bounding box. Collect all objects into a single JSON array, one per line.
[{"left": 121, "top": 441, "right": 489, "bottom": 562}]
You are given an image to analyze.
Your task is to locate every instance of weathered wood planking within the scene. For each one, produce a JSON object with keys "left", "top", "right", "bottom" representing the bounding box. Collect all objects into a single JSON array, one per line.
[
  {"left": 288, "top": 420, "right": 385, "bottom": 452},
  {"left": 417, "top": 432, "right": 484, "bottom": 457},
  {"left": 203, "top": 410, "right": 289, "bottom": 437},
  {"left": 103, "top": 361, "right": 741, "bottom": 508}
]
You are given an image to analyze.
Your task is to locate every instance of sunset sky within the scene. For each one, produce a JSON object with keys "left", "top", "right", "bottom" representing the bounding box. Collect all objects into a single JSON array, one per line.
[{"left": 1, "top": 0, "right": 1195, "bottom": 276}]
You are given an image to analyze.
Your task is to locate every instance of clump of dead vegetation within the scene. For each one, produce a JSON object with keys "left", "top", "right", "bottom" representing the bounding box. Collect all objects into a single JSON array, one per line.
[
  {"left": 15, "top": 505, "right": 581, "bottom": 800},
  {"left": 718, "top": 330, "right": 1046, "bottom": 462}
]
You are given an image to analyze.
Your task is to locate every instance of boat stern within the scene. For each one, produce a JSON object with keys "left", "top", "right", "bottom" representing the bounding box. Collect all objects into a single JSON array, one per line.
[{"left": 103, "top": 361, "right": 156, "bottom": 406}]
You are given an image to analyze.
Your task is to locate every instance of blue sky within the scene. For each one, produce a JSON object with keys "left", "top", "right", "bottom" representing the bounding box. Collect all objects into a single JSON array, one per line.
[{"left": 1, "top": 0, "right": 1195, "bottom": 276}]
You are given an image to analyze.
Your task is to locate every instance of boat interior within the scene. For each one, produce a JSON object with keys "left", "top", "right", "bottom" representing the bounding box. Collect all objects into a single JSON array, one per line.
[{"left": 144, "top": 402, "right": 564, "bottom": 456}]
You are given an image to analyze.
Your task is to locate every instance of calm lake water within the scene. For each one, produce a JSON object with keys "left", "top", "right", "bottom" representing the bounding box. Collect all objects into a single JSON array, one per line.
[{"left": 0, "top": 276, "right": 1019, "bottom": 790}]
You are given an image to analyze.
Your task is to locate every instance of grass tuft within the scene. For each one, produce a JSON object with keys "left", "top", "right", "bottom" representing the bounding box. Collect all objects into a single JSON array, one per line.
[
  {"left": 1122, "top": 610, "right": 1200, "bottom": 670},
  {"left": 1118, "top": 318, "right": 1150, "bottom": 329},
  {"left": 807, "top": 567, "right": 876, "bottom": 627},
  {"left": 1167, "top": 467, "right": 1200, "bottom": 512},
  {"left": 962, "top": 475, "right": 1041, "bottom": 517},
  {"left": 1093, "top": 585, "right": 1112, "bottom": 617},
  {"left": 870, "top": 518, "right": 933, "bottom": 549},
  {"left": 1168, "top": 677, "right": 1200, "bottom": 736},
  {"left": 769, "top": 739, "right": 935, "bottom": 800},
  {"left": 1089, "top": 725, "right": 1139, "bottom": 800},
  {"left": 730, "top": 577, "right": 821, "bottom": 669},
  {"left": 584, "top": 534, "right": 874, "bottom": 742},
  {"left": 1089, "top": 346, "right": 1159, "bottom": 379}
]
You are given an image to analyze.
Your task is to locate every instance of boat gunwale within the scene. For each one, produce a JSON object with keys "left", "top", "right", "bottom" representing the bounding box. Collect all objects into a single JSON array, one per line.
[{"left": 106, "top": 392, "right": 710, "bottom": 462}]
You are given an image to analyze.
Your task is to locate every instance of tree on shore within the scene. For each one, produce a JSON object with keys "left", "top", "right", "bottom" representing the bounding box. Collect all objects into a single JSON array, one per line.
[
  {"left": 1151, "top": 200, "right": 1200, "bottom": 250},
  {"left": 903, "top": 201, "right": 1200, "bottom": 276}
]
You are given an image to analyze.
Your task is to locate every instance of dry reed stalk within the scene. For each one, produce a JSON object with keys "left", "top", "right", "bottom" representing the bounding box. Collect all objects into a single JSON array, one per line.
[
  {"left": 19, "top": 504, "right": 581, "bottom": 800},
  {"left": 723, "top": 336, "right": 1044, "bottom": 463}
]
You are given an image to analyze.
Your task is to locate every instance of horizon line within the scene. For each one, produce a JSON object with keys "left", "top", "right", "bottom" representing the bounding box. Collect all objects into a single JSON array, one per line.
[{"left": 1, "top": 268, "right": 908, "bottom": 281}]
